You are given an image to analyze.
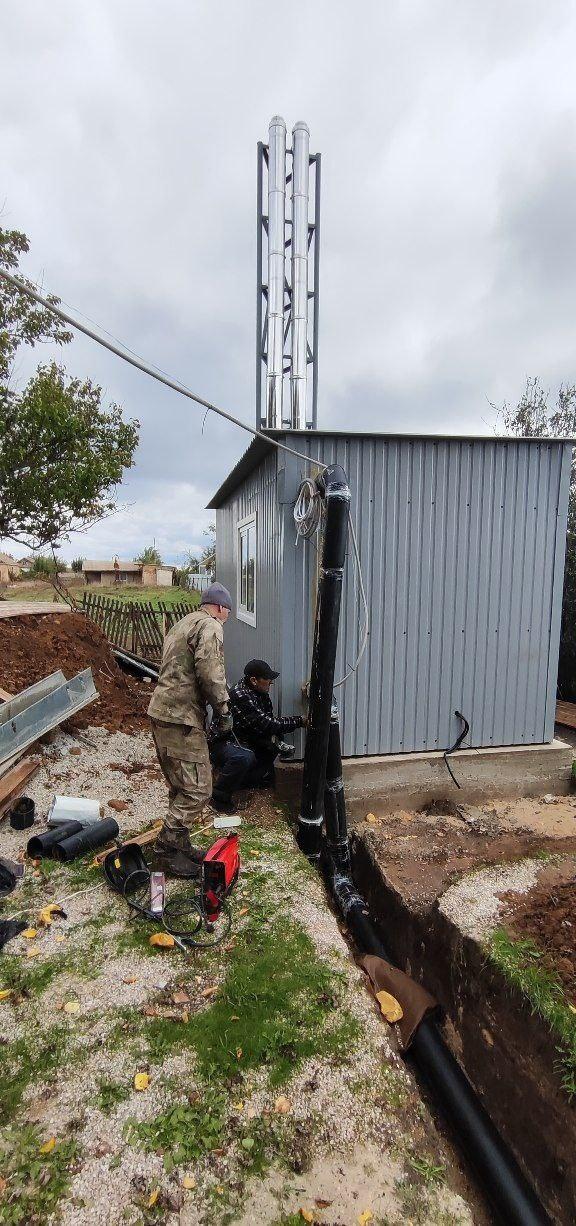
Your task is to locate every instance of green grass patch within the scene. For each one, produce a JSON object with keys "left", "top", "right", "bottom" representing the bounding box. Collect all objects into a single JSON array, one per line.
[
  {"left": 143, "top": 913, "right": 359, "bottom": 1084},
  {"left": 486, "top": 927, "right": 576, "bottom": 1099},
  {"left": 95, "top": 1077, "right": 131, "bottom": 1116},
  {"left": 408, "top": 1155, "right": 446, "bottom": 1185},
  {"left": 125, "top": 1085, "right": 228, "bottom": 1169},
  {"left": 0, "top": 1025, "right": 70, "bottom": 1121},
  {"left": 0, "top": 1123, "right": 80, "bottom": 1225},
  {"left": 0, "top": 953, "right": 67, "bottom": 999}
]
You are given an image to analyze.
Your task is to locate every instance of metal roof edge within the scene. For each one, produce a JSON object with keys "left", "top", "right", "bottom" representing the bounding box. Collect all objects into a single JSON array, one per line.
[{"left": 206, "top": 428, "right": 575, "bottom": 508}]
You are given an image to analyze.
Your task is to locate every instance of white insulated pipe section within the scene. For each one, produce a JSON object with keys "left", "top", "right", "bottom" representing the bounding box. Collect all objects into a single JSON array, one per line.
[
  {"left": 267, "top": 115, "right": 287, "bottom": 428},
  {"left": 290, "top": 120, "right": 310, "bottom": 429}
]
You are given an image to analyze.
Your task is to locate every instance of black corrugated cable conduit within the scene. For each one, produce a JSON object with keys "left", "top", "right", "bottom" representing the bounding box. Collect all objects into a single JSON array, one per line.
[{"left": 296, "top": 465, "right": 549, "bottom": 1226}]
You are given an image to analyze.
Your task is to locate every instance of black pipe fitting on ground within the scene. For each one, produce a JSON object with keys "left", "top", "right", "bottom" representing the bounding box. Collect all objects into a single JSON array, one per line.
[
  {"left": 297, "top": 465, "right": 351, "bottom": 860},
  {"left": 27, "top": 820, "right": 84, "bottom": 858},
  {"left": 52, "top": 818, "right": 120, "bottom": 862}
]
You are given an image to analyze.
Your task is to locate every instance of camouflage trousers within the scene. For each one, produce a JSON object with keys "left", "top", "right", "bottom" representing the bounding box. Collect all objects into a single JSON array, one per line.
[{"left": 150, "top": 719, "right": 212, "bottom": 833}]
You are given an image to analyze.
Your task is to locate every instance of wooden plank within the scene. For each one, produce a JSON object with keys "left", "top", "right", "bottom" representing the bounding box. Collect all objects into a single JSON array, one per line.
[
  {"left": 0, "top": 756, "right": 41, "bottom": 818},
  {"left": 555, "top": 699, "right": 576, "bottom": 729},
  {"left": 0, "top": 686, "right": 14, "bottom": 703}
]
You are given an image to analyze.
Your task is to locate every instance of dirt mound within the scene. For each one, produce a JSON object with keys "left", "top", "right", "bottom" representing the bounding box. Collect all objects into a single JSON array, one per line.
[
  {"left": 507, "top": 878, "right": 576, "bottom": 1000},
  {"left": 0, "top": 612, "right": 150, "bottom": 732}
]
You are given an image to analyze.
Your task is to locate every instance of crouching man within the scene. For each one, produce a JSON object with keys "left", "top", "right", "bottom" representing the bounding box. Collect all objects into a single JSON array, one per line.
[
  {"left": 148, "top": 582, "right": 233, "bottom": 876},
  {"left": 209, "top": 659, "right": 305, "bottom": 811}
]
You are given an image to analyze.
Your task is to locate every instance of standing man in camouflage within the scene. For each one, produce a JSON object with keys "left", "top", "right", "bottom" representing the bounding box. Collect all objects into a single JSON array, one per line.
[{"left": 148, "top": 582, "right": 233, "bottom": 876}]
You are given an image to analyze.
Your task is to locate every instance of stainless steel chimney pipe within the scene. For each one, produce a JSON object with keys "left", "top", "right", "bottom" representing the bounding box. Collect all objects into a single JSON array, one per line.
[
  {"left": 266, "top": 116, "right": 287, "bottom": 428},
  {"left": 290, "top": 121, "right": 310, "bottom": 429}
]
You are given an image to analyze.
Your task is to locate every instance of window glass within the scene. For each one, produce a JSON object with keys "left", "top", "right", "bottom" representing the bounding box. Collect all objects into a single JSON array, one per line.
[{"left": 237, "top": 515, "right": 256, "bottom": 623}]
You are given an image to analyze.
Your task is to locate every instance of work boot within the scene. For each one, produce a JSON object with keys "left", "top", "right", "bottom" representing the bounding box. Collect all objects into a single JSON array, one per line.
[
  {"left": 150, "top": 828, "right": 204, "bottom": 879},
  {"left": 210, "top": 791, "right": 237, "bottom": 816}
]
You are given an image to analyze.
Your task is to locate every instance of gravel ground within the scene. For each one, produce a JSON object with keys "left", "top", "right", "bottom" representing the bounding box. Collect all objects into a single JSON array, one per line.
[
  {"left": 0, "top": 727, "right": 479, "bottom": 1225},
  {"left": 439, "top": 858, "right": 544, "bottom": 940}
]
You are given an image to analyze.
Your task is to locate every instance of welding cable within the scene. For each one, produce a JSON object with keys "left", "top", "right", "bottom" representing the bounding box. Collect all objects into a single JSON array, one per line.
[
  {"left": 0, "top": 270, "right": 326, "bottom": 472},
  {"left": 162, "top": 895, "right": 232, "bottom": 947},
  {"left": 443, "top": 710, "right": 470, "bottom": 788}
]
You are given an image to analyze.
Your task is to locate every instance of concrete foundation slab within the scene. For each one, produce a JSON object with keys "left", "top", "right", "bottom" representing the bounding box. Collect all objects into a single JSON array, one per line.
[{"left": 276, "top": 739, "right": 574, "bottom": 814}]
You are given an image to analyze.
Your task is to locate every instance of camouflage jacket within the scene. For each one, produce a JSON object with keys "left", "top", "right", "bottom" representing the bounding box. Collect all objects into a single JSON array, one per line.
[{"left": 147, "top": 607, "right": 229, "bottom": 729}]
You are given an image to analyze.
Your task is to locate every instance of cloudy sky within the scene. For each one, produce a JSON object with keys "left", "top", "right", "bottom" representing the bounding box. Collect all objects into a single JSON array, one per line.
[{"left": 2, "top": 0, "right": 575, "bottom": 563}]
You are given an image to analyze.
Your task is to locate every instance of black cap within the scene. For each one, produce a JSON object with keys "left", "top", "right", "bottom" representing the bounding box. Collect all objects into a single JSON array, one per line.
[{"left": 244, "top": 659, "right": 279, "bottom": 681}]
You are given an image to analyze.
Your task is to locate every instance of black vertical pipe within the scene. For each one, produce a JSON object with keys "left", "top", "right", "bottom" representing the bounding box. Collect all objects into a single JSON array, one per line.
[
  {"left": 311, "top": 152, "right": 321, "bottom": 430},
  {"left": 296, "top": 464, "right": 350, "bottom": 859}
]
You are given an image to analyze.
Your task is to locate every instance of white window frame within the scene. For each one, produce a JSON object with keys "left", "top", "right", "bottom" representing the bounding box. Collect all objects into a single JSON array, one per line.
[{"left": 236, "top": 511, "right": 257, "bottom": 627}]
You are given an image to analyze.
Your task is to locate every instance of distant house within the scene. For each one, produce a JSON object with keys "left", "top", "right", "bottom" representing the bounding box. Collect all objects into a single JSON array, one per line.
[
  {"left": 82, "top": 560, "right": 175, "bottom": 587},
  {"left": 0, "top": 552, "right": 21, "bottom": 583},
  {"left": 16, "top": 556, "right": 33, "bottom": 572}
]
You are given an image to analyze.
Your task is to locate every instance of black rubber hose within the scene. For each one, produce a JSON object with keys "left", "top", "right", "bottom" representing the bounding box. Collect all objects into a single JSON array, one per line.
[
  {"left": 27, "top": 821, "right": 84, "bottom": 858},
  {"left": 52, "top": 818, "right": 120, "bottom": 862}
]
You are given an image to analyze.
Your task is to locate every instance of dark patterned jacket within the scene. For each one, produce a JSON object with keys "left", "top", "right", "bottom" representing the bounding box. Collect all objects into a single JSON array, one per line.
[{"left": 228, "top": 678, "right": 303, "bottom": 751}]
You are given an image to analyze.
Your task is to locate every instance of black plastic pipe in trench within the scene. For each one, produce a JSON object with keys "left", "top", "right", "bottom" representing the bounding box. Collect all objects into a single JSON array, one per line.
[{"left": 296, "top": 464, "right": 549, "bottom": 1226}]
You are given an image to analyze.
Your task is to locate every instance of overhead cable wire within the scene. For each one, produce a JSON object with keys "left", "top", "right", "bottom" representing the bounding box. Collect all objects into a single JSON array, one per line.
[
  {"left": 0, "top": 269, "right": 324, "bottom": 470},
  {"left": 1, "top": 267, "right": 370, "bottom": 685}
]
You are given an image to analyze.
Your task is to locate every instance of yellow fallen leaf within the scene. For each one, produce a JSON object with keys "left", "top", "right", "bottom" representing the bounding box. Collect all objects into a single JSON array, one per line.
[
  {"left": 23, "top": 928, "right": 38, "bottom": 939},
  {"left": 147, "top": 1187, "right": 159, "bottom": 1208},
  {"left": 365, "top": 813, "right": 378, "bottom": 824},
  {"left": 216, "top": 1185, "right": 224, "bottom": 1194},
  {"left": 39, "top": 1137, "right": 56, "bottom": 1155},
  {"left": 569, "top": 1005, "right": 576, "bottom": 1015},
  {"left": 134, "top": 1072, "right": 150, "bottom": 1091},
  {"left": 54, "top": 935, "right": 66, "bottom": 944},
  {"left": 236, "top": 1047, "right": 243, "bottom": 1059},
  {"left": 248, "top": 849, "right": 260, "bottom": 857},
  {"left": 64, "top": 1000, "right": 81, "bottom": 1016},
  {"left": 232, "top": 1101, "right": 244, "bottom": 1111},
  {"left": 182, "top": 1175, "right": 196, "bottom": 1189},
  {"left": 0, "top": 990, "right": 12, "bottom": 1001},
  {"left": 374, "top": 990, "right": 403, "bottom": 1023},
  {"left": 181, "top": 1010, "right": 190, "bottom": 1023},
  {"left": 230, "top": 1015, "right": 240, "bottom": 1021},
  {"left": 358, "top": 1212, "right": 373, "bottom": 1224},
  {"left": 38, "top": 905, "right": 65, "bottom": 927},
  {"left": 26, "top": 945, "right": 40, "bottom": 959},
  {"left": 238, "top": 907, "right": 249, "bottom": 916},
  {"left": 149, "top": 932, "right": 175, "bottom": 948},
  {"left": 114, "top": 857, "right": 121, "bottom": 869},
  {"left": 201, "top": 985, "right": 218, "bottom": 998},
  {"left": 300, "top": 1211, "right": 314, "bottom": 1223},
  {"left": 274, "top": 1095, "right": 291, "bottom": 1114}
]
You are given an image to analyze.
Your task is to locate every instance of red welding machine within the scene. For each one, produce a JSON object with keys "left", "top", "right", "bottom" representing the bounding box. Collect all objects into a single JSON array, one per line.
[{"left": 202, "top": 833, "right": 240, "bottom": 921}]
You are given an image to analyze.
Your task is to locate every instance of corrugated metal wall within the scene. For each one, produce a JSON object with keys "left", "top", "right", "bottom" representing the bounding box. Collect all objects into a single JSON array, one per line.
[
  {"left": 216, "top": 434, "right": 571, "bottom": 758},
  {"left": 215, "top": 450, "right": 286, "bottom": 702}
]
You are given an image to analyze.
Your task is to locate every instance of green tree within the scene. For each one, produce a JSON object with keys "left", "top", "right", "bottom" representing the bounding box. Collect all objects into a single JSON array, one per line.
[
  {"left": 200, "top": 522, "right": 216, "bottom": 574},
  {"left": 70, "top": 557, "right": 84, "bottom": 573},
  {"left": 28, "top": 554, "right": 65, "bottom": 577},
  {"left": 135, "top": 545, "right": 162, "bottom": 566},
  {"left": 497, "top": 377, "right": 576, "bottom": 699},
  {"left": 0, "top": 225, "right": 139, "bottom": 550}
]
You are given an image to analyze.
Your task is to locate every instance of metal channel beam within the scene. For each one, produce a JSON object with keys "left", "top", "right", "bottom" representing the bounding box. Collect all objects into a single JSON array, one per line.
[
  {"left": 0, "top": 672, "right": 67, "bottom": 723},
  {"left": 0, "top": 669, "right": 98, "bottom": 764}
]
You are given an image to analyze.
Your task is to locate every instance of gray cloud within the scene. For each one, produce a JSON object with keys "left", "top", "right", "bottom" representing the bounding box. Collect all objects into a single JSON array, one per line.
[{"left": 1, "top": 0, "right": 575, "bottom": 561}]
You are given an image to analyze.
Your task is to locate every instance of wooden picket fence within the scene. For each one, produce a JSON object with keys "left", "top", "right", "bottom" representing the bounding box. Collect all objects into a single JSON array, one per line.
[{"left": 82, "top": 592, "right": 196, "bottom": 662}]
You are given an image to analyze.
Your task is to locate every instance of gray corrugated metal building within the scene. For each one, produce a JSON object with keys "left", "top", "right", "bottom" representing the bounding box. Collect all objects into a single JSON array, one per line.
[{"left": 209, "top": 430, "right": 572, "bottom": 759}]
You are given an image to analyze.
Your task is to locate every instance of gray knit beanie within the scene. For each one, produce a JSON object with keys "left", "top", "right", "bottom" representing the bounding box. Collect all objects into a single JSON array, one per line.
[{"left": 201, "top": 582, "right": 233, "bottom": 610}]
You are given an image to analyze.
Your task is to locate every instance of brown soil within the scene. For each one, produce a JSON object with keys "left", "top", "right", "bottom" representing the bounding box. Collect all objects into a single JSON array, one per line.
[
  {"left": 0, "top": 612, "right": 149, "bottom": 732},
  {"left": 506, "top": 877, "right": 576, "bottom": 1000}
]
